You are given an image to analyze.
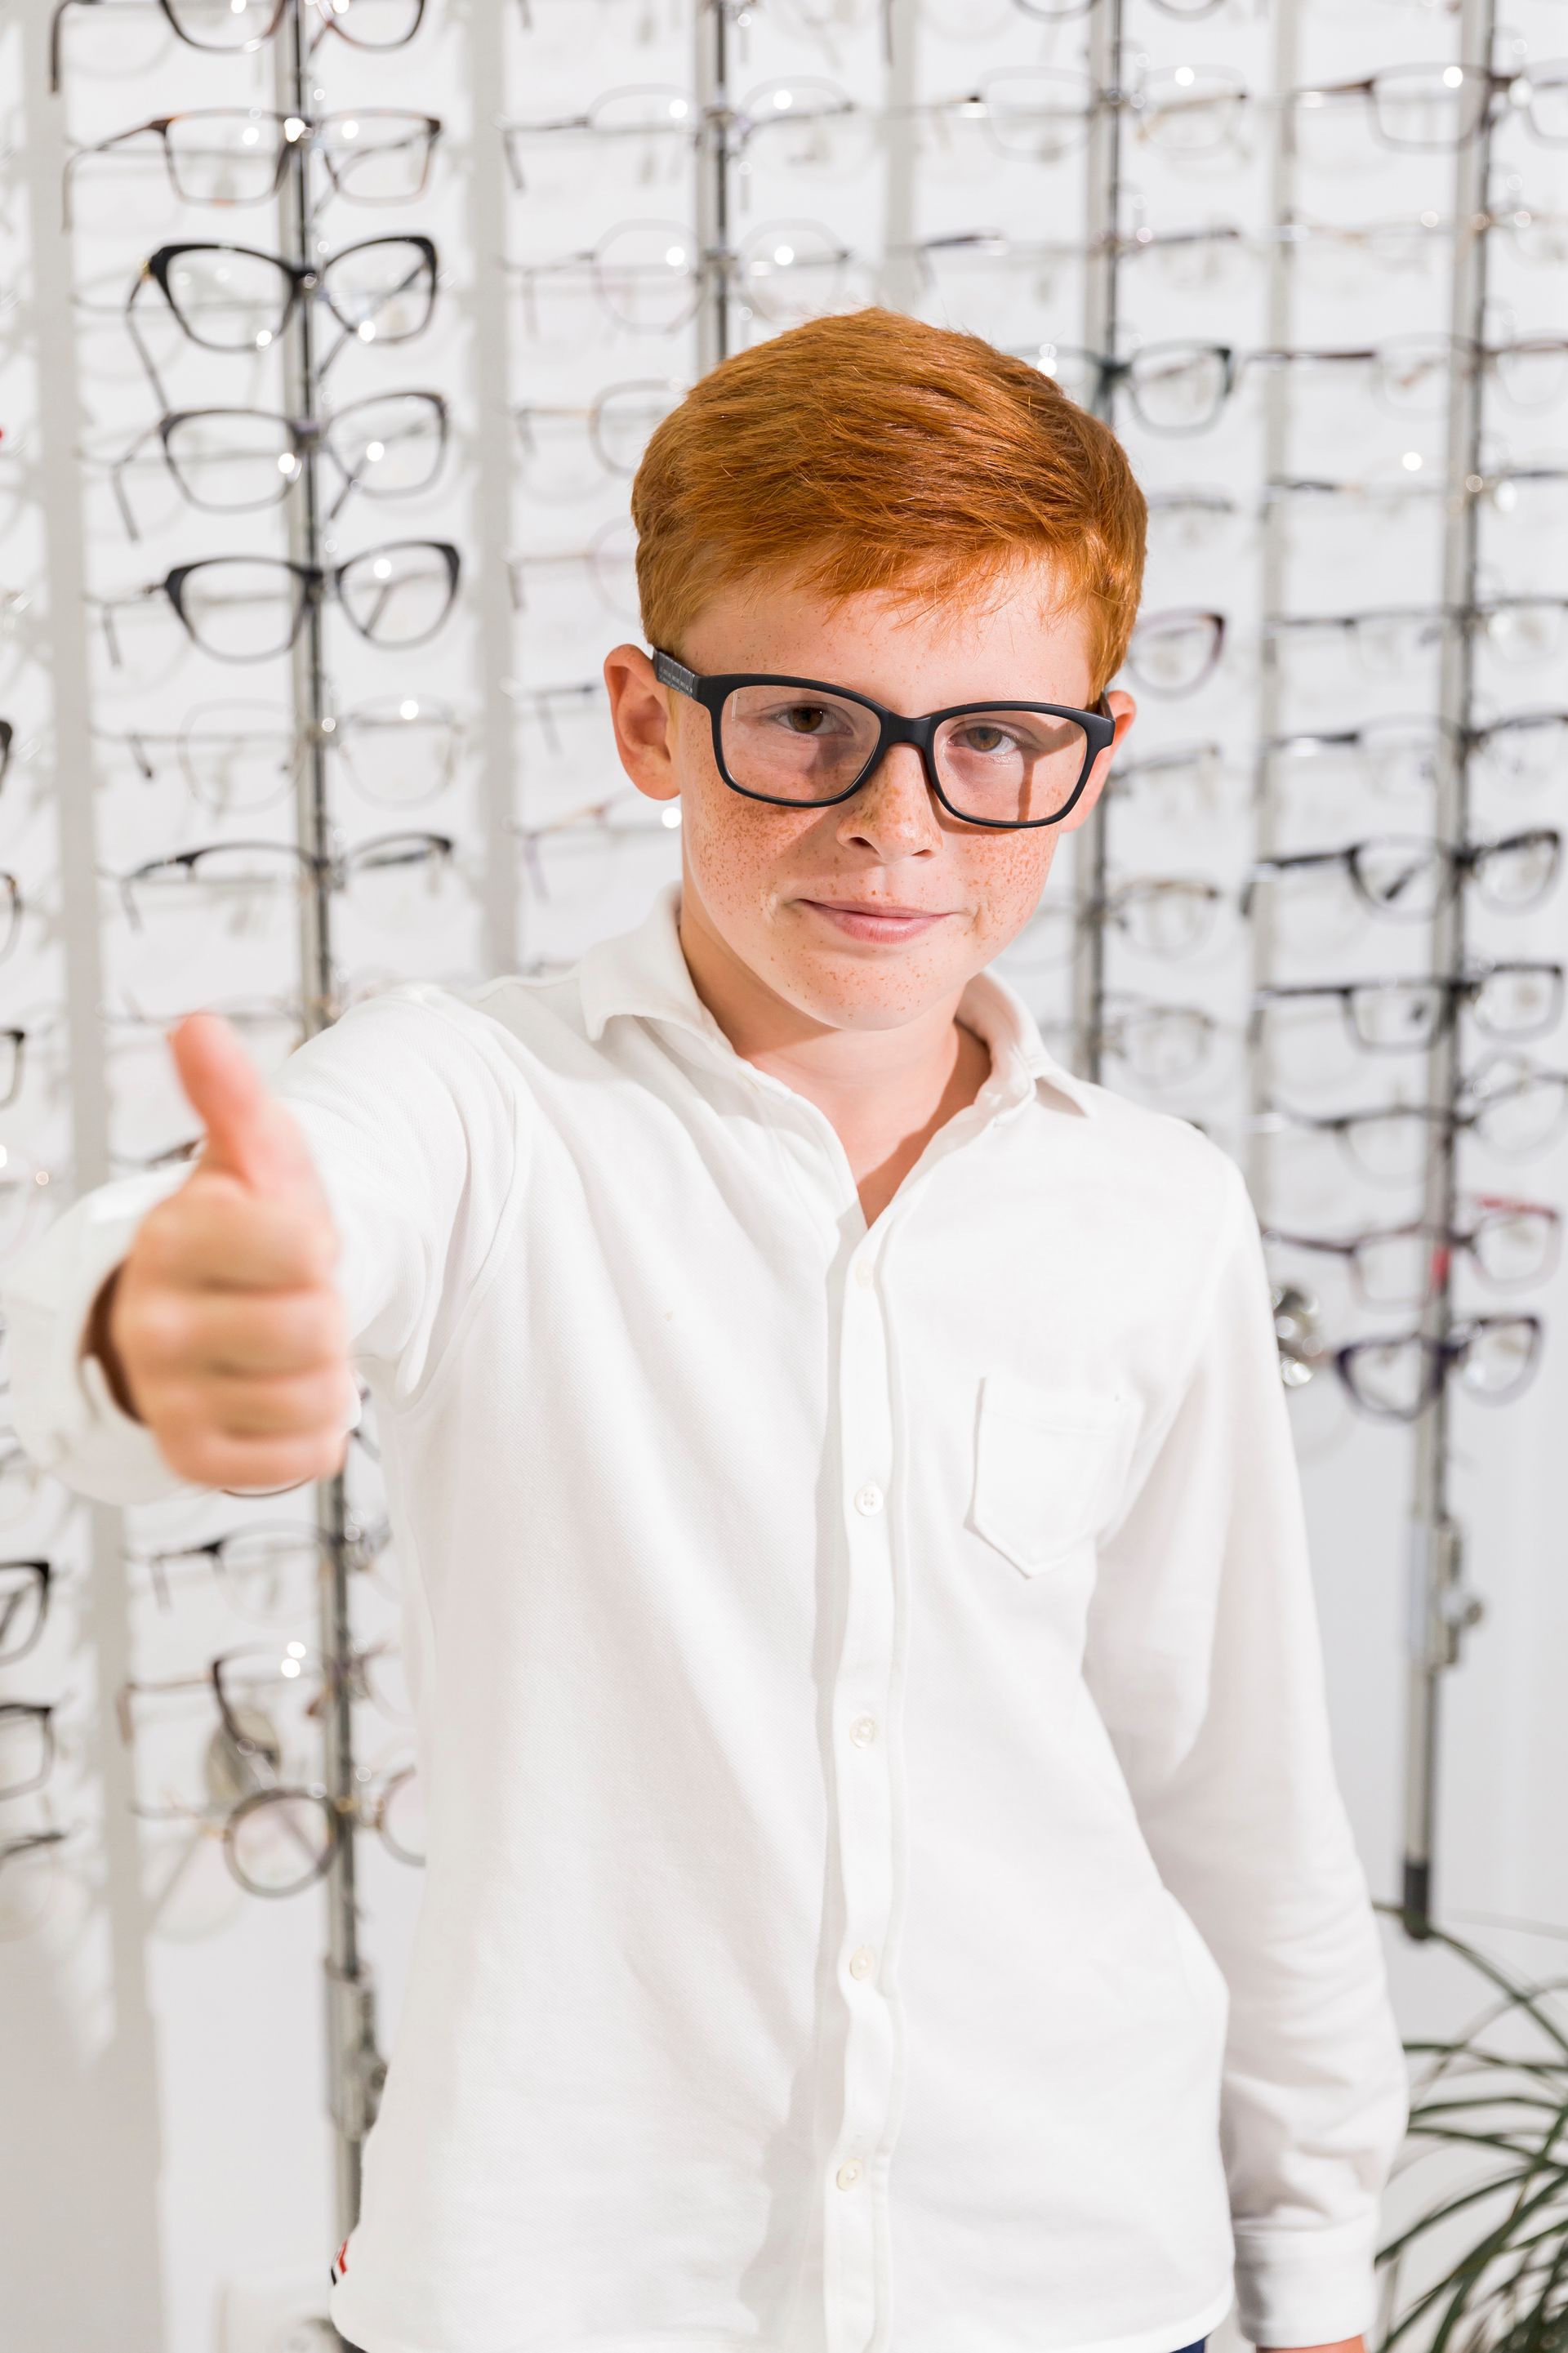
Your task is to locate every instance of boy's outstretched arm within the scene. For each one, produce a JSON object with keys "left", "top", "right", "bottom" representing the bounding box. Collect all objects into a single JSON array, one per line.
[
  {"left": 2, "top": 989, "right": 519, "bottom": 1508},
  {"left": 1083, "top": 1156, "right": 1408, "bottom": 2353}
]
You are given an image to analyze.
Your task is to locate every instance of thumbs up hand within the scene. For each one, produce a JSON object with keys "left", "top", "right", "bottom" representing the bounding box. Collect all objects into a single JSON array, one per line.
[{"left": 91, "top": 1011, "right": 354, "bottom": 1492}]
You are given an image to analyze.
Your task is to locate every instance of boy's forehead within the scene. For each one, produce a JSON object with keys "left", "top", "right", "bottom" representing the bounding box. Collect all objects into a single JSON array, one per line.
[{"left": 685, "top": 558, "right": 1092, "bottom": 682}]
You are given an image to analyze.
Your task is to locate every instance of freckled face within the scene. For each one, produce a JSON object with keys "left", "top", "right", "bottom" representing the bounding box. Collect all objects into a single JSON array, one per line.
[{"left": 607, "top": 566, "right": 1134, "bottom": 1034}]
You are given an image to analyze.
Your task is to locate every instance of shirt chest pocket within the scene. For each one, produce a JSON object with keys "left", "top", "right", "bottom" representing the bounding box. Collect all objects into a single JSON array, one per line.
[{"left": 967, "top": 1370, "right": 1135, "bottom": 1577}]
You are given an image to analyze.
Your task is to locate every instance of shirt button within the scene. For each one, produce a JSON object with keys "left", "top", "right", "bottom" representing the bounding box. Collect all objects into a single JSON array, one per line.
[
  {"left": 849, "top": 1945, "right": 876, "bottom": 1979},
  {"left": 849, "top": 1714, "right": 879, "bottom": 1747},
  {"left": 853, "top": 1259, "right": 875, "bottom": 1288},
  {"left": 835, "top": 2159, "right": 863, "bottom": 2190},
  {"left": 853, "top": 1482, "right": 883, "bottom": 1516}
]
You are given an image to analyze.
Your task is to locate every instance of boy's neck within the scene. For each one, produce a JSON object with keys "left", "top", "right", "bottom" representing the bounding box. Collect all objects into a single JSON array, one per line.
[{"left": 676, "top": 889, "right": 994, "bottom": 1228}]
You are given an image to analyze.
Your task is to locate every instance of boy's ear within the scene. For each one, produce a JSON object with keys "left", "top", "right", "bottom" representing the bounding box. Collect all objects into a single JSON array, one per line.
[
  {"left": 1058, "top": 688, "right": 1135, "bottom": 835},
  {"left": 1104, "top": 687, "right": 1137, "bottom": 751},
  {"left": 604, "top": 643, "right": 681, "bottom": 804}
]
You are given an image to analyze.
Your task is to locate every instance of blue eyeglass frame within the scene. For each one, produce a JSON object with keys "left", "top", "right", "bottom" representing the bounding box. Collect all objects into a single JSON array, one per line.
[{"left": 651, "top": 648, "right": 1116, "bottom": 830}]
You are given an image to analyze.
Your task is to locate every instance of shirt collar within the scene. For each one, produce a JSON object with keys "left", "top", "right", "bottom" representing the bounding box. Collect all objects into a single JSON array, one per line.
[{"left": 577, "top": 880, "right": 1095, "bottom": 1120}]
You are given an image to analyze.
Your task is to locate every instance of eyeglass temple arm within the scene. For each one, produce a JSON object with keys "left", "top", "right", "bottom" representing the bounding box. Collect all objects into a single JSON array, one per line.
[
  {"left": 124, "top": 272, "right": 176, "bottom": 416},
  {"left": 652, "top": 650, "right": 698, "bottom": 698},
  {"left": 47, "top": 0, "right": 79, "bottom": 96},
  {"left": 107, "top": 421, "right": 163, "bottom": 545}
]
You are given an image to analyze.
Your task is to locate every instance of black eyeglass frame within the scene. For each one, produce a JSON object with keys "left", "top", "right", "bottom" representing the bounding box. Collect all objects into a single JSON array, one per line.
[
  {"left": 100, "top": 540, "right": 461, "bottom": 669},
  {"left": 0, "top": 1700, "right": 56, "bottom": 1800},
  {"left": 0, "top": 1561, "right": 52, "bottom": 1668},
  {"left": 652, "top": 649, "right": 1116, "bottom": 829},
  {"left": 127, "top": 236, "right": 439, "bottom": 409}
]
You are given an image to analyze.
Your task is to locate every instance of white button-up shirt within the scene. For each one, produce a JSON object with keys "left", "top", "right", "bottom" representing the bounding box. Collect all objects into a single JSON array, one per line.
[{"left": 3, "top": 880, "right": 1408, "bottom": 2353}]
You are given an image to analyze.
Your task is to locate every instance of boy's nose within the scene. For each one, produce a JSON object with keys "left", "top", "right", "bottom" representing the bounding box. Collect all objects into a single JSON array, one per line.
[{"left": 835, "top": 742, "right": 942, "bottom": 858}]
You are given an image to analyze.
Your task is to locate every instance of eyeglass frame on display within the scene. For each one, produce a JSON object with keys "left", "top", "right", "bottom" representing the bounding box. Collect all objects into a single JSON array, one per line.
[
  {"left": 1261, "top": 1057, "right": 1568, "bottom": 1178},
  {"left": 0, "top": 1701, "right": 56, "bottom": 1801},
  {"left": 1289, "top": 60, "right": 1568, "bottom": 153},
  {"left": 1279, "top": 1312, "right": 1544, "bottom": 1423},
  {"left": 1264, "top": 1201, "right": 1562, "bottom": 1308},
  {"left": 512, "top": 378, "right": 688, "bottom": 484},
  {"left": 125, "top": 235, "right": 439, "bottom": 410},
  {"left": 103, "top": 391, "right": 450, "bottom": 540},
  {"left": 100, "top": 697, "right": 465, "bottom": 813},
  {"left": 1243, "top": 828, "right": 1564, "bottom": 919},
  {"left": 114, "top": 830, "right": 458, "bottom": 934},
  {"left": 49, "top": 0, "right": 428, "bottom": 92},
  {"left": 1263, "top": 598, "right": 1568, "bottom": 666},
  {"left": 0, "top": 1561, "right": 53, "bottom": 1667},
  {"left": 131, "top": 1514, "right": 393, "bottom": 1619},
  {"left": 1254, "top": 963, "right": 1566, "bottom": 1052},
  {"left": 96, "top": 540, "right": 461, "bottom": 668},
  {"left": 62, "top": 109, "right": 443, "bottom": 232},
  {"left": 506, "top": 216, "right": 858, "bottom": 338},
  {"left": 501, "top": 78, "right": 871, "bottom": 198}
]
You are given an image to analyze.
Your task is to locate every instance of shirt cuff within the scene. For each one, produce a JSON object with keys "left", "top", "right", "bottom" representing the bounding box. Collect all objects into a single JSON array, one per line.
[
  {"left": 1232, "top": 2216, "right": 1380, "bottom": 2347},
  {"left": 2, "top": 1165, "right": 204, "bottom": 1507}
]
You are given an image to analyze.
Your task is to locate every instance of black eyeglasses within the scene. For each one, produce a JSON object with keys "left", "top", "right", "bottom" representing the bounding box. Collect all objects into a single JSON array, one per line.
[
  {"left": 1254, "top": 963, "right": 1565, "bottom": 1054},
  {"left": 51, "top": 0, "right": 427, "bottom": 92},
  {"left": 0, "top": 1025, "right": 26, "bottom": 1107},
  {"left": 127, "top": 237, "right": 439, "bottom": 408},
  {"left": 1265, "top": 1198, "right": 1561, "bottom": 1310},
  {"left": 0, "top": 1562, "right": 52, "bottom": 1666},
  {"left": 100, "top": 540, "right": 461, "bottom": 665},
  {"left": 1245, "top": 829, "right": 1562, "bottom": 920},
  {"left": 652, "top": 650, "right": 1114, "bottom": 829},
  {"left": 1280, "top": 1312, "right": 1543, "bottom": 1422},
  {"left": 63, "top": 109, "right": 441, "bottom": 229},
  {"left": 0, "top": 1702, "right": 56, "bottom": 1801},
  {"left": 105, "top": 392, "right": 449, "bottom": 539}
]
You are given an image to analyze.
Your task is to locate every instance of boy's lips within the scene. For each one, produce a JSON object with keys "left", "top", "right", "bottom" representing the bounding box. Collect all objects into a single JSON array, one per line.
[{"left": 795, "top": 897, "right": 953, "bottom": 939}]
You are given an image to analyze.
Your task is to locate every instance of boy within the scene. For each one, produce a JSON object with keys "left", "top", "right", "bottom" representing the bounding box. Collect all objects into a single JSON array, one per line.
[{"left": 4, "top": 308, "right": 1407, "bottom": 2353}]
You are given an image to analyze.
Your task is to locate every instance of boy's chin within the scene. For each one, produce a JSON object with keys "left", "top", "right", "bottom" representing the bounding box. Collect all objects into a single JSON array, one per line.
[{"left": 772, "top": 953, "right": 976, "bottom": 1032}]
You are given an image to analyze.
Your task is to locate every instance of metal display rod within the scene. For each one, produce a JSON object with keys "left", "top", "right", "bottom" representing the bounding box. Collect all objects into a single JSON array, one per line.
[
  {"left": 1070, "top": 0, "right": 1124, "bottom": 1085},
  {"left": 696, "top": 0, "right": 733, "bottom": 373},
  {"left": 274, "top": 0, "right": 385, "bottom": 2235},
  {"left": 1401, "top": 0, "right": 1497, "bottom": 1941},
  {"left": 1246, "top": 0, "right": 1300, "bottom": 1216}
]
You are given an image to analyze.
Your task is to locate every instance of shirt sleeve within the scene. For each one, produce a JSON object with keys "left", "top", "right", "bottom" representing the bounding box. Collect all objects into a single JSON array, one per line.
[
  {"left": 0, "top": 987, "right": 520, "bottom": 1510},
  {"left": 1083, "top": 1153, "right": 1408, "bottom": 2351}
]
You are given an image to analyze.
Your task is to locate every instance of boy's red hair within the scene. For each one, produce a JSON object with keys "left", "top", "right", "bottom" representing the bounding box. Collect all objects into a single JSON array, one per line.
[{"left": 631, "top": 307, "right": 1147, "bottom": 697}]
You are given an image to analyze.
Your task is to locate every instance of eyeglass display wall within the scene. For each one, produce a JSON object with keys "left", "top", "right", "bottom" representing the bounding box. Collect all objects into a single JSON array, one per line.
[{"left": 3, "top": 2, "right": 1567, "bottom": 2348}]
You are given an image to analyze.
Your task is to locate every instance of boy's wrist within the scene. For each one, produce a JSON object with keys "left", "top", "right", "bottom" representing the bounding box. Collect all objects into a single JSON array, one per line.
[{"left": 82, "top": 1263, "right": 140, "bottom": 1423}]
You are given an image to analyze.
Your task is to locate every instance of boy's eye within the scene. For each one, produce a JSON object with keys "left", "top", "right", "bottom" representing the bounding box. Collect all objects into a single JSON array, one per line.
[
  {"left": 777, "top": 702, "right": 836, "bottom": 736},
  {"left": 954, "top": 723, "right": 1014, "bottom": 755}
]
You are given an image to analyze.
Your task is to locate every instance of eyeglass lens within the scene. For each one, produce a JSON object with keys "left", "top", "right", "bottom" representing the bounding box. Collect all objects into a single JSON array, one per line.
[{"left": 717, "top": 686, "right": 1091, "bottom": 823}]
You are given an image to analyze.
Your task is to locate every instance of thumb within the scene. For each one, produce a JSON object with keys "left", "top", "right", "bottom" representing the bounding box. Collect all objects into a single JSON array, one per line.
[{"left": 168, "top": 1011, "right": 325, "bottom": 1202}]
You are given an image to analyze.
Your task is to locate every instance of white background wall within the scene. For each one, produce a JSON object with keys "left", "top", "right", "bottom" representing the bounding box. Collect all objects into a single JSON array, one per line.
[{"left": 2, "top": 0, "right": 1565, "bottom": 2347}]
